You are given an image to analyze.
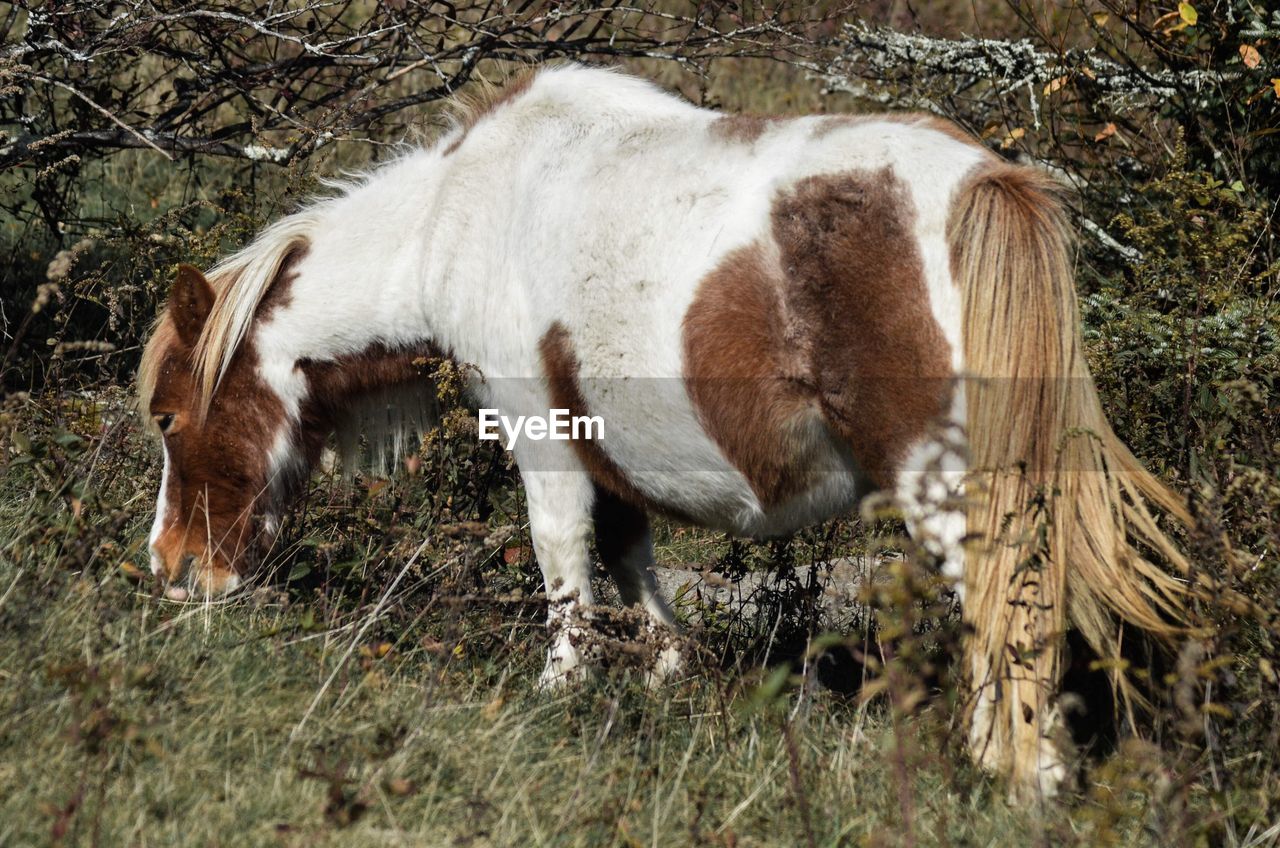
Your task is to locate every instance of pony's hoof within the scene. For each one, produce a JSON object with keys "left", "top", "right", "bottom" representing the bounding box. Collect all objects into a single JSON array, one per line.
[
  {"left": 537, "top": 634, "right": 591, "bottom": 691},
  {"left": 644, "top": 644, "right": 685, "bottom": 690}
]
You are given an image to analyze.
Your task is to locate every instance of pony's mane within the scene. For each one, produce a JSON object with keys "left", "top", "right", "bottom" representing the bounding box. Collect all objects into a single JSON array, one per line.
[
  {"left": 194, "top": 213, "right": 319, "bottom": 417},
  {"left": 136, "top": 314, "right": 175, "bottom": 430},
  {"left": 136, "top": 211, "right": 320, "bottom": 427},
  {"left": 140, "top": 67, "right": 546, "bottom": 432}
]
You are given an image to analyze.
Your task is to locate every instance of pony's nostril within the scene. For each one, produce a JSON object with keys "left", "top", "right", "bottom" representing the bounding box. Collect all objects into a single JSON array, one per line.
[{"left": 177, "top": 553, "right": 199, "bottom": 588}]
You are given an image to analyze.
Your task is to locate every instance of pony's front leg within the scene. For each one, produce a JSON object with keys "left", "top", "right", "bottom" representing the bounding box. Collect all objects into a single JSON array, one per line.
[
  {"left": 592, "top": 488, "right": 682, "bottom": 685},
  {"left": 521, "top": 468, "right": 597, "bottom": 689}
]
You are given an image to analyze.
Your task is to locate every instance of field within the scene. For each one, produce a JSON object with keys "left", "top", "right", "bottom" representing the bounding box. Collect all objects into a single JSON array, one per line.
[
  {"left": 1, "top": 386, "right": 1277, "bottom": 846},
  {"left": 3, "top": 1, "right": 1280, "bottom": 845}
]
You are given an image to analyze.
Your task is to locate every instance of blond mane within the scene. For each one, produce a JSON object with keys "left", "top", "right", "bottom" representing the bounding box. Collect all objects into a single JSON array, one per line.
[
  {"left": 136, "top": 313, "right": 175, "bottom": 431},
  {"left": 136, "top": 211, "right": 319, "bottom": 428},
  {"left": 194, "top": 214, "right": 318, "bottom": 416}
]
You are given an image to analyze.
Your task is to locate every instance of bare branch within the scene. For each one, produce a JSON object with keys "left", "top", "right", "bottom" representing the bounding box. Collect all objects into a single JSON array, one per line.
[{"left": 2, "top": 0, "right": 844, "bottom": 179}]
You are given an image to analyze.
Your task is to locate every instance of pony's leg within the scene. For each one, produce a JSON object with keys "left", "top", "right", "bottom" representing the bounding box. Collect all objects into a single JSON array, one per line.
[
  {"left": 521, "top": 469, "right": 597, "bottom": 689},
  {"left": 964, "top": 553, "right": 1070, "bottom": 800},
  {"left": 592, "top": 488, "right": 682, "bottom": 684},
  {"left": 895, "top": 427, "right": 968, "bottom": 600},
  {"left": 897, "top": 429, "right": 1069, "bottom": 799}
]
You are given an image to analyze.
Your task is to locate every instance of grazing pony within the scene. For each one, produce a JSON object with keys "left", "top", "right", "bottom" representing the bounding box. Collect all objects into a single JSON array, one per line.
[{"left": 138, "top": 65, "right": 1194, "bottom": 799}]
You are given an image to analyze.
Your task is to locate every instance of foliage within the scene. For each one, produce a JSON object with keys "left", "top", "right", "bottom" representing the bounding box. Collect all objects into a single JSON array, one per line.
[
  {"left": 826, "top": 0, "right": 1279, "bottom": 267},
  {"left": 1, "top": 402, "right": 1274, "bottom": 845},
  {"left": 1083, "top": 142, "right": 1279, "bottom": 480}
]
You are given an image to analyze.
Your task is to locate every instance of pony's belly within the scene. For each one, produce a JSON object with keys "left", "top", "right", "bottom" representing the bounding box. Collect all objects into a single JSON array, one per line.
[
  {"left": 623, "top": 420, "right": 869, "bottom": 539},
  {"left": 724, "top": 469, "right": 865, "bottom": 539}
]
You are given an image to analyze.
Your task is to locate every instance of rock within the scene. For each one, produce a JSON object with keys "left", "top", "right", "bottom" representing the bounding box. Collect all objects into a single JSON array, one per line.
[{"left": 652, "top": 554, "right": 903, "bottom": 629}]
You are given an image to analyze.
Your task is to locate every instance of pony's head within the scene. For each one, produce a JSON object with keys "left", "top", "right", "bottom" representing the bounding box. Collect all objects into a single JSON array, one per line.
[{"left": 138, "top": 264, "right": 296, "bottom": 599}]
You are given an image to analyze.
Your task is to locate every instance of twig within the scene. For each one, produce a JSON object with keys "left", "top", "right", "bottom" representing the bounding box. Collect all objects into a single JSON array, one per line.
[{"left": 31, "top": 75, "right": 174, "bottom": 161}]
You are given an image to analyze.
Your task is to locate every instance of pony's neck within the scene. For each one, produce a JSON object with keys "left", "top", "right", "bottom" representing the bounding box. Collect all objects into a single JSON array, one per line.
[
  {"left": 252, "top": 151, "right": 456, "bottom": 413},
  {"left": 246, "top": 150, "right": 472, "bottom": 472}
]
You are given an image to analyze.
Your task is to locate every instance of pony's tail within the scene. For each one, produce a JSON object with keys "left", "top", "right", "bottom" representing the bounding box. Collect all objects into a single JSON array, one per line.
[{"left": 948, "top": 161, "right": 1192, "bottom": 795}]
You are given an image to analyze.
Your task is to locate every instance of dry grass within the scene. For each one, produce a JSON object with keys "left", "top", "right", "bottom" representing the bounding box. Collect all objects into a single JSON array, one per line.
[
  {"left": 1, "top": 395, "right": 1277, "bottom": 847},
  {"left": 0, "top": 555, "right": 1175, "bottom": 847}
]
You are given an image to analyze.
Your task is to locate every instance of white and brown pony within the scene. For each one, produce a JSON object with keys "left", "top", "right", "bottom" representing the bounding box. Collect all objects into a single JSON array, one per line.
[{"left": 138, "top": 65, "right": 1193, "bottom": 799}]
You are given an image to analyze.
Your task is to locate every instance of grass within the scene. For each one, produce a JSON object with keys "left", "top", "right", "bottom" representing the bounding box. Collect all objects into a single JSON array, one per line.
[
  {"left": 1, "top": 394, "right": 1277, "bottom": 847},
  {"left": 0, "top": 550, "right": 1127, "bottom": 847}
]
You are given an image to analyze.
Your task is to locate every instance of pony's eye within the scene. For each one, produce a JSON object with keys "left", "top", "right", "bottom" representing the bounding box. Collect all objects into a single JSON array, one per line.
[{"left": 154, "top": 414, "right": 175, "bottom": 433}]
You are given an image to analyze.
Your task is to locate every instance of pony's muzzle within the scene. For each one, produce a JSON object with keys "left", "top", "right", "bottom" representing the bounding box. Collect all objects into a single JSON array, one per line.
[
  {"left": 152, "top": 546, "right": 243, "bottom": 601},
  {"left": 159, "top": 553, "right": 198, "bottom": 601}
]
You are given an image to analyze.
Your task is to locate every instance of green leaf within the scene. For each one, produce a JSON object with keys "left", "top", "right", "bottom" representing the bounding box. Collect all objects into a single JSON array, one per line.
[
  {"left": 1178, "top": 2, "right": 1197, "bottom": 26},
  {"left": 53, "top": 430, "right": 84, "bottom": 449},
  {"left": 753, "top": 666, "right": 792, "bottom": 703}
]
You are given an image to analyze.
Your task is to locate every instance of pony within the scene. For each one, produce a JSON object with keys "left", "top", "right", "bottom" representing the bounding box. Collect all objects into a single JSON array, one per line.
[{"left": 137, "top": 64, "right": 1196, "bottom": 799}]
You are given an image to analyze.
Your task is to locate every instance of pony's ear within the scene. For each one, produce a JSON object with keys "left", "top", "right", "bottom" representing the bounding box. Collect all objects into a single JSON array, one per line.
[{"left": 170, "top": 264, "right": 214, "bottom": 345}]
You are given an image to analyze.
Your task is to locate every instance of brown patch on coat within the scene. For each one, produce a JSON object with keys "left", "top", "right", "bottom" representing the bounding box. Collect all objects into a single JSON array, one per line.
[
  {"left": 682, "top": 168, "right": 953, "bottom": 497},
  {"left": 442, "top": 69, "right": 539, "bottom": 156},
  {"left": 773, "top": 168, "right": 954, "bottom": 487},
  {"left": 682, "top": 243, "right": 823, "bottom": 506},
  {"left": 538, "top": 322, "right": 651, "bottom": 506},
  {"left": 297, "top": 341, "right": 444, "bottom": 462},
  {"left": 709, "top": 114, "right": 782, "bottom": 144}
]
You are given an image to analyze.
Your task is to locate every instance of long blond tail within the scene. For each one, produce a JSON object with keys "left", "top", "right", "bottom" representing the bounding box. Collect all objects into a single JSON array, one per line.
[{"left": 948, "top": 161, "right": 1193, "bottom": 795}]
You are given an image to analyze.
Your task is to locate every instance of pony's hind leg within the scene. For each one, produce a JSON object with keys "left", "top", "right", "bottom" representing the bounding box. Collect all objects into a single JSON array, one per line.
[
  {"left": 895, "top": 425, "right": 968, "bottom": 600},
  {"left": 592, "top": 488, "right": 682, "bottom": 684},
  {"left": 521, "top": 469, "right": 597, "bottom": 689},
  {"left": 896, "top": 427, "right": 1070, "bottom": 799}
]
